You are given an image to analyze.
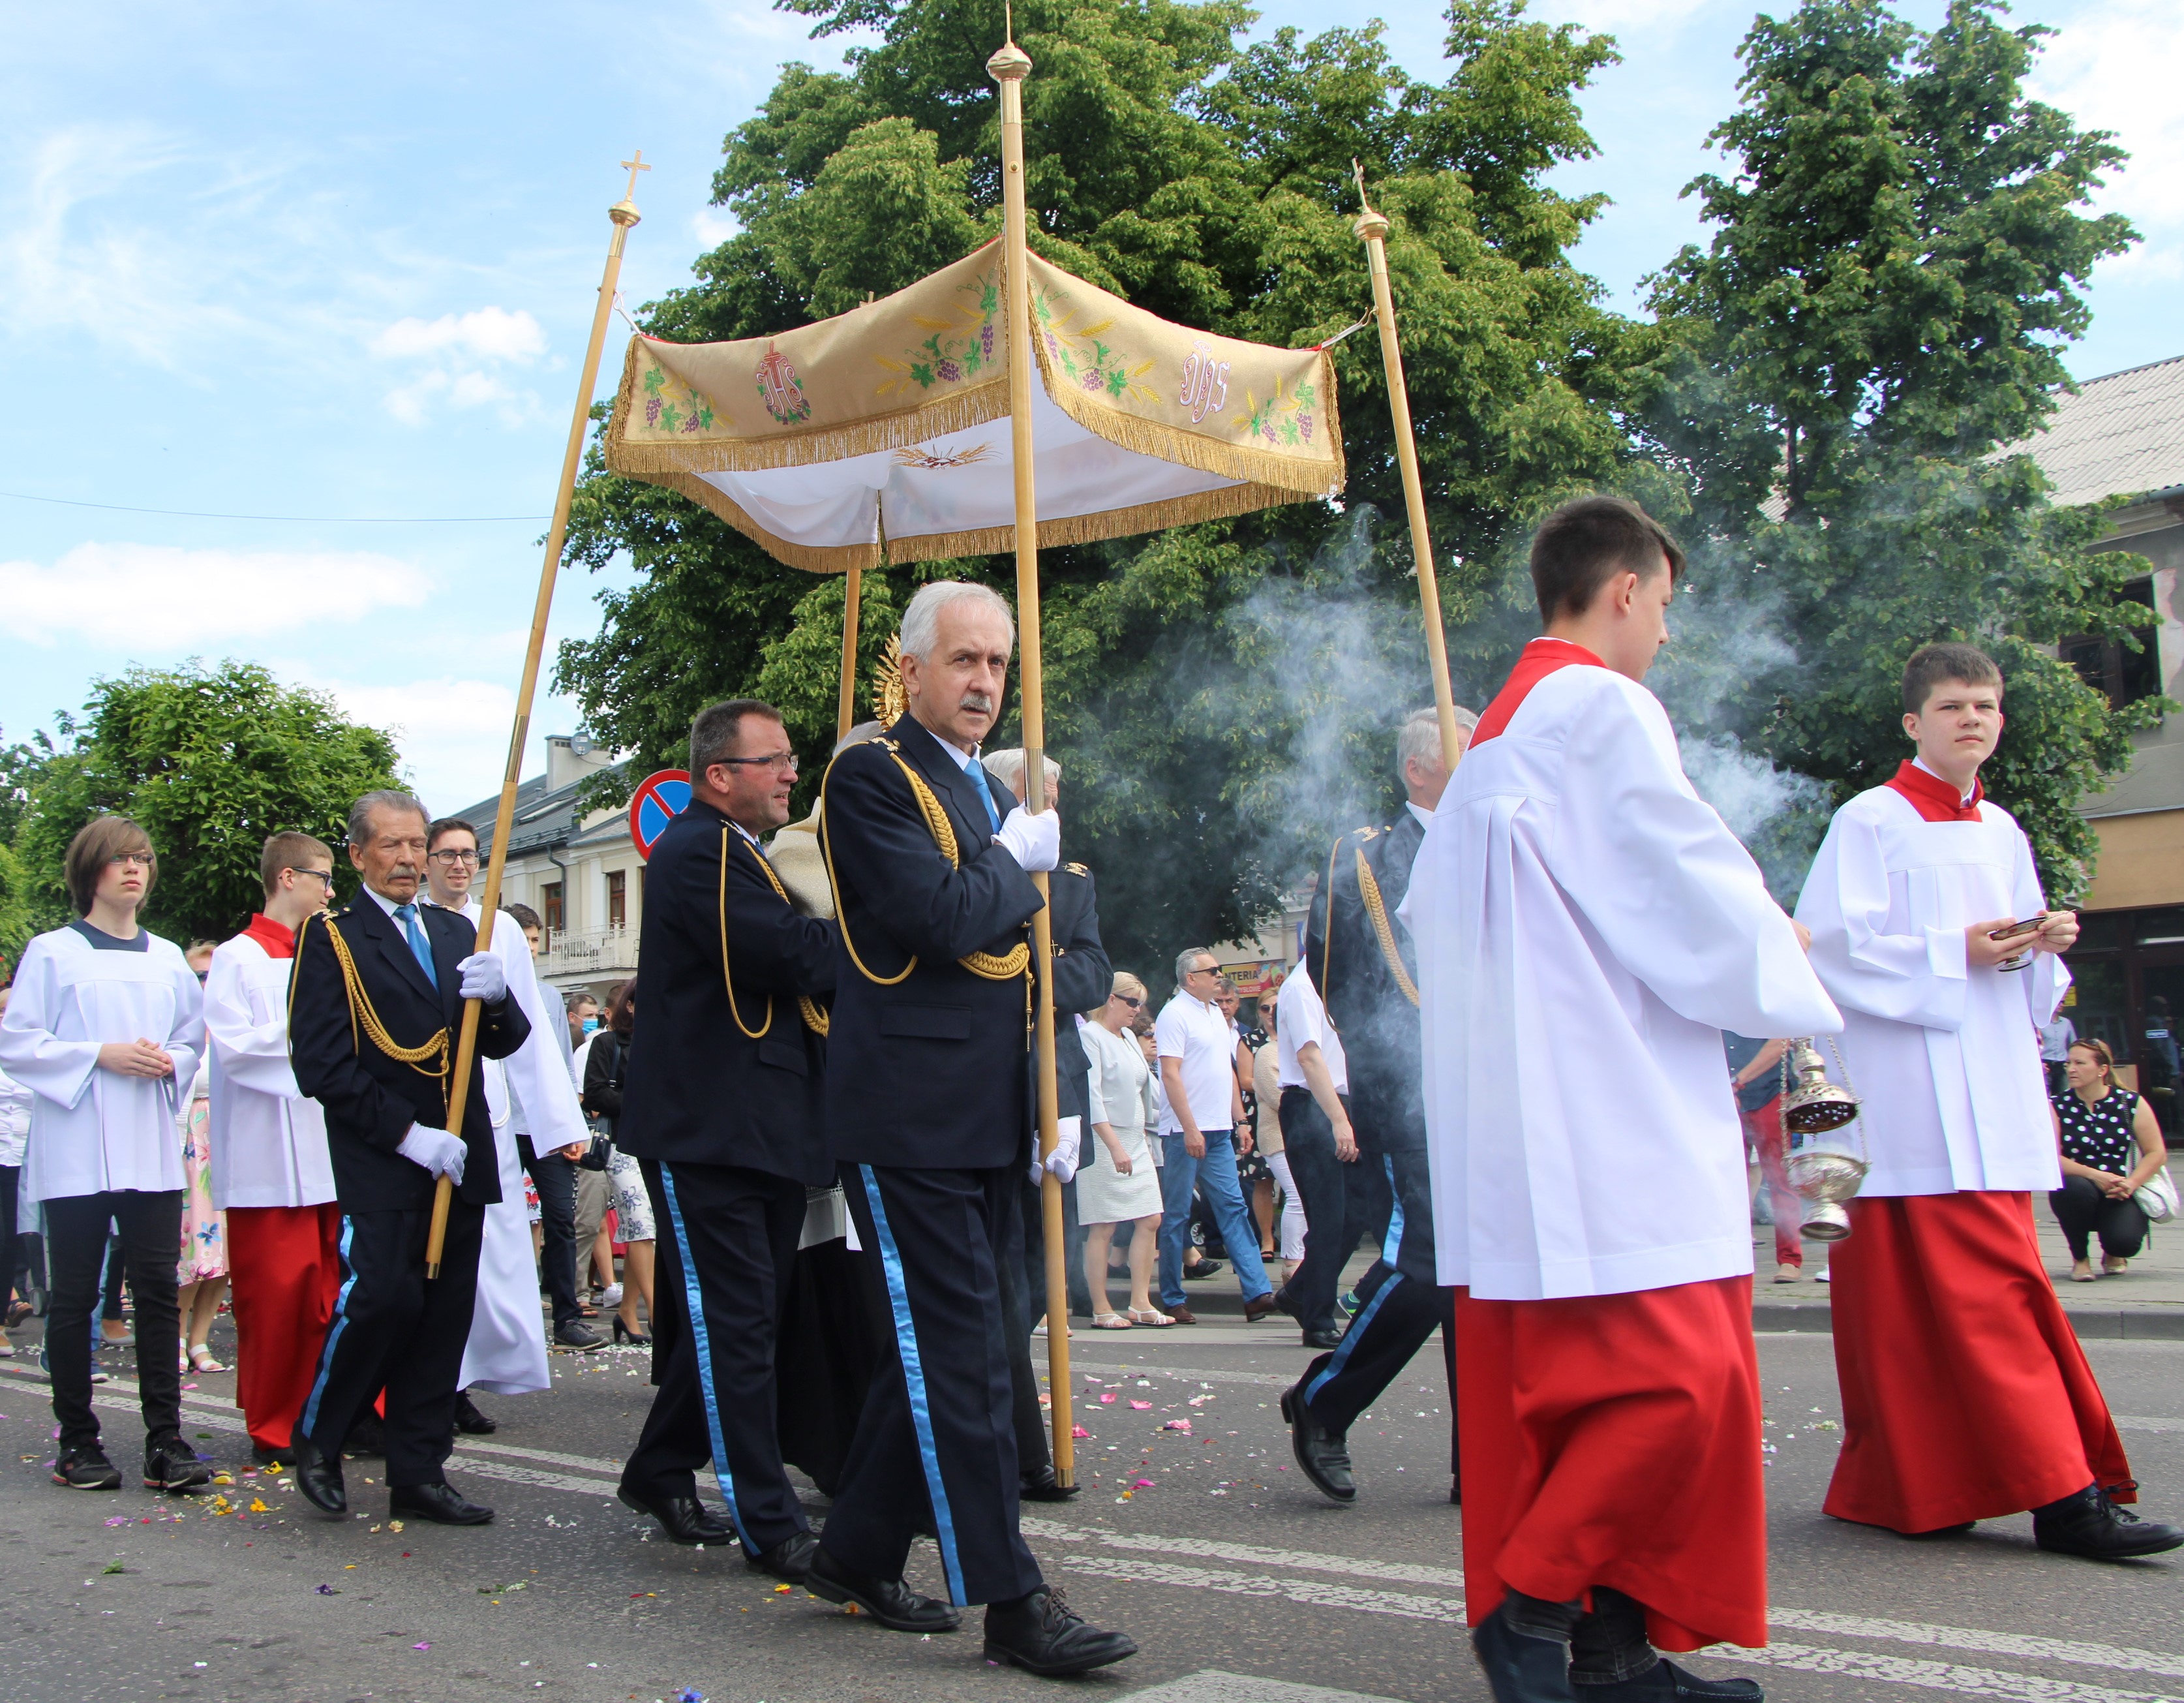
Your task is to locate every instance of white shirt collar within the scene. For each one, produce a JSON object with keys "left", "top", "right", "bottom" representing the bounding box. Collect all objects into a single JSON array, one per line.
[
  {"left": 1911, "top": 755, "right": 1977, "bottom": 806},
  {"left": 361, "top": 884, "right": 419, "bottom": 921},
  {"left": 1406, "top": 800, "right": 1435, "bottom": 831}
]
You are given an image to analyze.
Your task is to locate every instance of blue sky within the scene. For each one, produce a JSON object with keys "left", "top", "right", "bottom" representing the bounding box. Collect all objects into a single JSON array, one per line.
[{"left": 3, "top": 0, "right": 2174, "bottom": 811}]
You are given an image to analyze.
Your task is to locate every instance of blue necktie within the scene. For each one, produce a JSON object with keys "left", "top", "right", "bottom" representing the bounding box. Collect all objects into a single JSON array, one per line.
[
  {"left": 964, "top": 756, "right": 1004, "bottom": 835},
  {"left": 395, "top": 904, "right": 438, "bottom": 990}
]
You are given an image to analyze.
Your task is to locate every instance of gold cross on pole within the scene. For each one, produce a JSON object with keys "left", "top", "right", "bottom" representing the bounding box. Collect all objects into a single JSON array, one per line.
[{"left": 620, "top": 151, "right": 652, "bottom": 201}]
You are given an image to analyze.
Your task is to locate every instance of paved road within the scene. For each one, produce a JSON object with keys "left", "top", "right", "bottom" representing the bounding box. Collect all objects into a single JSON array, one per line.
[{"left": 1, "top": 1305, "right": 2179, "bottom": 1703}]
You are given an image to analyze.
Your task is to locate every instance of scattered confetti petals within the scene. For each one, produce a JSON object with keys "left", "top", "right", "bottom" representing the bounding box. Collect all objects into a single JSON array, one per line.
[{"left": 1129, "top": 1400, "right": 1152, "bottom": 1411}]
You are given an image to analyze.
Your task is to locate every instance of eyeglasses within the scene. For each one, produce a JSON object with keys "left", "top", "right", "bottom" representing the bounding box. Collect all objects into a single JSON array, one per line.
[
  {"left": 1113, "top": 994, "right": 1142, "bottom": 1009},
  {"left": 429, "top": 848, "right": 481, "bottom": 867},
  {"left": 286, "top": 867, "right": 336, "bottom": 887},
  {"left": 714, "top": 752, "right": 798, "bottom": 773},
  {"left": 106, "top": 852, "right": 156, "bottom": 870}
]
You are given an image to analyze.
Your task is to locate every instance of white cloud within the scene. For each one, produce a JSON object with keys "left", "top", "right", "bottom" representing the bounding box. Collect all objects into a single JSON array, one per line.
[
  {"left": 370, "top": 305, "right": 545, "bottom": 363},
  {"left": 315, "top": 673, "right": 519, "bottom": 811},
  {"left": 0, "top": 542, "right": 431, "bottom": 646},
  {"left": 691, "top": 207, "right": 740, "bottom": 249},
  {"left": 2031, "top": 0, "right": 2184, "bottom": 275}
]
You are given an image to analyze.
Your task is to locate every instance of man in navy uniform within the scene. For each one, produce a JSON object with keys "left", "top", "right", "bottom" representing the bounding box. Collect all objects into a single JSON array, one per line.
[
  {"left": 614, "top": 698, "right": 837, "bottom": 1580},
  {"left": 1288, "top": 705, "right": 1472, "bottom": 1505},
  {"left": 286, "top": 790, "right": 528, "bottom": 1525},
  {"left": 813, "top": 581, "right": 1136, "bottom": 1678}
]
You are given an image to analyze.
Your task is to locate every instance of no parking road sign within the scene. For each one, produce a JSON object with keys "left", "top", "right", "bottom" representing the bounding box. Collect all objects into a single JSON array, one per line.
[{"left": 628, "top": 769, "right": 691, "bottom": 861}]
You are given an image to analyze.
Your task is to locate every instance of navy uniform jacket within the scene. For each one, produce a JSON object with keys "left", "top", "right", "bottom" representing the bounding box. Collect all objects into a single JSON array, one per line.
[
  {"left": 288, "top": 897, "right": 529, "bottom": 1213},
  {"left": 616, "top": 799, "right": 838, "bottom": 1187},
  {"left": 1042, "top": 863, "right": 1110, "bottom": 1127},
  {"left": 1303, "top": 808, "right": 1426, "bottom": 1152},
  {"left": 820, "top": 714, "right": 1046, "bottom": 1170}
]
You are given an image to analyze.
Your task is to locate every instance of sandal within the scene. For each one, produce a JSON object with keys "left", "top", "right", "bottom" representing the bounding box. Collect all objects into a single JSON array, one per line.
[
  {"left": 2103, "top": 1257, "right": 2129, "bottom": 1277},
  {"left": 1126, "top": 1308, "right": 1174, "bottom": 1327},
  {"left": 188, "top": 1345, "right": 227, "bottom": 1373},
  {"left": 1091, "top": 1312, "right": 1134, "bottom": 1330}
]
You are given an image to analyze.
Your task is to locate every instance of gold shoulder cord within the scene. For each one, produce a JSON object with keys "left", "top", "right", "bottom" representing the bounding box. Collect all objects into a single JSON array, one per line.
[
  {"left": 1355, "top": 848, "right": 1421, "bottom": 1008},
  {"left": 725, "top": 827, "right": 830, "bottom": 1037},
  {"left": 295, "top": 910, "right": 453, "bottom": 1118},
  {"left": 818, "top": 740, "right": 1032, "bottom": 990}
]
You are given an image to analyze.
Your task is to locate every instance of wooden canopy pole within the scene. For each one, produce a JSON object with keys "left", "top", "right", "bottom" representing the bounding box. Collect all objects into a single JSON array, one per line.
[
  {"left": 990, "top": 32, "right": 1073, "bottom": 1486},
  {"left": 835, "top": 561, "right": 863, "bottom": 742},
  {"left": 1352, "top": 164, "right": 1464, "bottom": 773},
  {"left": 425, "top": 155, "right": 648, "bottom": 1276}
]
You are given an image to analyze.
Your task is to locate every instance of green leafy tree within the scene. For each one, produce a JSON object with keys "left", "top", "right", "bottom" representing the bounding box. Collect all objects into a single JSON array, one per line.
[
  {"left": 7, "top": 662, "right": 402, "bottom": 945},
  {"left": 557, "top": 0, "right": 1631, "bottom": 968},
  {"left": 1634, "top": 0, "right": 2149, "bottom": 898}
]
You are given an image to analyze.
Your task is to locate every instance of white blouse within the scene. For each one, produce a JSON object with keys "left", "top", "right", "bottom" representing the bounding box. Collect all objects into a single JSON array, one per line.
[{"left": 0, "top": 924, "right": 204, "bottom": 1203}]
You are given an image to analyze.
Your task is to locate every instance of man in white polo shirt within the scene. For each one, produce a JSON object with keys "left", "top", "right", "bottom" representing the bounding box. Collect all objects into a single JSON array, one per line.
[{"left": 1153, "top": 950, "right": 1277, "bottom": 1326}]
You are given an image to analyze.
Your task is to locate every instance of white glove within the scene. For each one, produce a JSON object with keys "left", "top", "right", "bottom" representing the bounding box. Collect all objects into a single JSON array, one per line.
[
  {"left": 397, "top": 1124, "right": 468, "bottom": 1186},
  {"left": 1046, "top": 1115, "right": 1082, "bottom": 1186},
  {"left": 457, "top": 951, "right": 507, "bottom": 1004},
  {"left": 994, "top": 805, "right": 1060, "bottom": 872}
]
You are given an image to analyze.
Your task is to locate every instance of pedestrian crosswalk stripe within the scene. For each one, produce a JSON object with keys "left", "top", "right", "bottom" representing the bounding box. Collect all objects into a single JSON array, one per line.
[
  {"left": 1062, "top": 1555, "right": 1463, "bottom": 1623},
  {"left": 1118, "top": 1669, "right": 1409, "bottom": 1703},
  {"left": 1725, "top": 1642, "right": 2181, "bottom": 1702}
]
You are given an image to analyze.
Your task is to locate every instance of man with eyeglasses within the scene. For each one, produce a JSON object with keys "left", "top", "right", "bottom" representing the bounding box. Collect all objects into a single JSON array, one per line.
[
  {"left": 1154, "top": 953, "right": 1279, "bottom": 1327},
  {"left": 421, "top": 817, "right": 599, "bottom": 1419},
  {"left": 204, "top": 833, "right": 342, "bottom": 1466},
  {"left": 613, "top": 698, "right": 840, "bottom": 1576},
  {"left": 286, "top": 790, "right": 529, "bottom": 1527}
]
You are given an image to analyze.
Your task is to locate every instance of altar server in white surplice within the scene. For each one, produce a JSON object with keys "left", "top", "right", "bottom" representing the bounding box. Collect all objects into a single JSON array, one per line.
[
  {"left": 206, "top": 831, "right": 342, "bottom": 1465},
  {"left": 421, "top": 817, "right": 590, "bottom": 1409},
  {"left": 1403, "top": 497, "right": 1839, "bottom": 1703},
  {"left": 0, "top": 816, "right": 209, "bottom": 1495},
  {"left": 1797, "top": 641, "right": 2181, "bottom": 1562}
]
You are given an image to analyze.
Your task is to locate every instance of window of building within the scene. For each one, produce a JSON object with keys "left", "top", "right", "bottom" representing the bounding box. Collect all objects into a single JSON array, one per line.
[
  {"left": 2058, "top": 577, "right": 2161, "bottom": 710},
  {"left": 607, "top": 869, "right": 626, "bottom": 930},
  {"left": 543, "top": 882, "right": 565, "bottom": 940},
  {"left": 2062, "top": 905, "right": 2184, "bottom": 1137}
]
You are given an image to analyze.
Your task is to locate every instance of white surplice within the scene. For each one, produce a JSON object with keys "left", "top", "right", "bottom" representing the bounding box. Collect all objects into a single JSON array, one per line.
[
  {"left": 1794, "top": 784, "right": 2067, "bottom": 1197},
  {"left": 439, "top": 899, "right": 589, "bottom": 1397},
  {"left": 1402, "top": 663, "right": 1842, "bottom": 1300},
  {"left": 204, "top": 933, "right": 336, "bottom": 1210},
  {"left": 0, "top": 925, "right": 204, "bottom": 1203}
]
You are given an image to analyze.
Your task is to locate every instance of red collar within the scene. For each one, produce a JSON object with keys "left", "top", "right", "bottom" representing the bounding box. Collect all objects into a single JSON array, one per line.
[
  {"left": 1885, "top": 759, "right": 1984, "bottom": 823},
  {"left": 240, "top": 913, "right": 297, "bottom": 960},
  {"left": 1472, "top": 637, "right": 1605, "bottom": 745}
]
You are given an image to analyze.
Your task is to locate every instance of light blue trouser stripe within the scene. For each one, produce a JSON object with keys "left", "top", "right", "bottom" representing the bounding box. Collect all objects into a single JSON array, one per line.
[
  {"left": 858, "top": 1163, "right": 966, "bottom": 1606},
  {"left": 1380, "top": 1156, "right": 1405, "bottom": 1266},
  {"left": 299, "top": 1216, "right": 357, "bottom": 1439},
  {"left": 1306, "top": 1270, "right": 1403, "bottom": 1407},
  {"left": 658, "top": 1163, "right": 753, "bottom": 1554}
]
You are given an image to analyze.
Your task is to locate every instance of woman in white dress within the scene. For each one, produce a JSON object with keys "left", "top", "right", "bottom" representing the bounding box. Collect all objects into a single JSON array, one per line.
[
  {"left": 0, "top": 816, "right": 208, "bottom": 1492},
  {"left": 1080, "top": 972, "right": 1169, "bottom": 1327}
]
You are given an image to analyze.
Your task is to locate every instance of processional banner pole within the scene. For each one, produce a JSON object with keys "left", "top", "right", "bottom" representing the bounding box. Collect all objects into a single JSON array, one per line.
[
  {"left": 835, "top": 562, "right": 864, "bottom": 742},
  {"left": 426, "top": 155, "right": 649, "bottom": 1276},
  {"left": 990, "top": 31, "right": 1074, "bottom": 1484},
  {"left": 1352, "top": 165, "right": 1464, "bottom": 773}
]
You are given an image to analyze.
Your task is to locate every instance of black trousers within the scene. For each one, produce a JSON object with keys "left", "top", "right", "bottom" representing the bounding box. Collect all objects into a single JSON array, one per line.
[
  {"left": 829, "top": 1161, "right": 1043, "bottom": 1607},
  {"left": 46, "top": 1191, "right": 184, "bottom": 1456},
  {"left": 517, "top": 1135, "right": 583, "bottom": 1329},
  {"left": 1299, "top": 1148, "right": 1458, "bottom": 1474},
  {"left": 298, "top": 1200, "right": 485, "bottom": 1488},
  {"left": 0, "top": 1165, "right": 17, "bottom": 1317},
  {"left": 1279, "top": 1086, "right": 1388, "bottom": 1333},
  {"left": 1002, "top": 1180, "right": 1052, "bottom": 1478},
  {"left": 2050, "top": 1175, "right": 2149, "bottom": 1263},
  {"left": 624, "top": 1157, "right": 808, "bottom": 1555}
]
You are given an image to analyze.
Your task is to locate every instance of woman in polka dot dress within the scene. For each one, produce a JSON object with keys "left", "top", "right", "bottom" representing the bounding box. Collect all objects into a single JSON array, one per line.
[{"left": 2051, "top": 1039, "right": 2170, "bottom": 1281}]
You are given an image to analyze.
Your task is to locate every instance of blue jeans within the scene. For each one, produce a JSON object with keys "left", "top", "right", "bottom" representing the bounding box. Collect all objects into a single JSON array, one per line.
[{"left": 1158, "top": 1129, "right": 1271, "bottom": 1310}]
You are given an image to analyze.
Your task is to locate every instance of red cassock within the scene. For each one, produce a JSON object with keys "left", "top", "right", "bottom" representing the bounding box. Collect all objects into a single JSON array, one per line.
[
  {"left": 227, "top": 1202, "right": 345, "bottom": 1452},
  {"left": 1824, "top": 1190, "right": 2132, "bottom": 1532},
  {"left": 1456, "top": 1276, "right": 1767, "bottom": 1653}
]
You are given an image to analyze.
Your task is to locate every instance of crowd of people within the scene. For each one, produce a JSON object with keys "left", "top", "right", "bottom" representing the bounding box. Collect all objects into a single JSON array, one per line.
[{"left": 0, "top": 500, "right": 2179, "bottom": 1701}]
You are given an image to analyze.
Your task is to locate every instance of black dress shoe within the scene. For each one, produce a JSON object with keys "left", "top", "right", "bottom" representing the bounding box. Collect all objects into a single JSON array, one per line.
[
  {"left": 1183, "top": 1258, "right": 1223, "bottom": 1281},
  {"left": 1280, "top": 1379, "right": 1356, "bottom": 1503},
  {"left": 252, "top": 1443, "right": 297, "bottom": 1468},
  {"left": 749, "top": 1529, "right": 819, "bottom": 1583},
  {"left": 294, "top": 1436, "right": 348, "bottom": 1516},
  {"left": 804, "top": 1546, "right": 960, "bottom": 1632},
  {"left": 454, "top": 1392, "right": 497, "bottom": 1435},
  {"left": 2034, "top": 1484, "right": 2184, "bottom": 1559},
  {"left": 1273, "top": 1286, "right": 1303, "bottom": 1322},
  {"left": 1472, "top": 1603, "right": 1577, "bottom": 1701},
  {"left": 1301, "top": 1325, "right": 1344, "bottom": 1349},
  {"left": 1574, "top": 1659, "right": 1761, "bottom": 1698},
  {"left": 1020, "top": 1465, "right": 1080, "bottom": 1502},
  {"left": 618, "top": 1484, "right": 735, "bottom": 1546},
  {"left": 389, "top": 1481, "right": 494, "bottom": 1525},
  {"left": 1243, "top": 1292, "right": 1280, "bottom": 1323},
  {"left": 342, "top": 1413, "right": 385, "bottom": 1458},
  {"left": 984, "top": 1586, "right": 1138, "bottom": 1676}
]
